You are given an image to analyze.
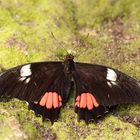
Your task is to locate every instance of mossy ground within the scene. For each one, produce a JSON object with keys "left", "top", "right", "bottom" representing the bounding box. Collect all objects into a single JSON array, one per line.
[{"left": 0, "top": 0, "right": 140, "bottom": 139}]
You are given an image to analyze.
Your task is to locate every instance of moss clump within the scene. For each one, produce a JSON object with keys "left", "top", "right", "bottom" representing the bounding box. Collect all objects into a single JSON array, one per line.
[{"left": 0, "top": 0, "right": 140, "bottom": 139}]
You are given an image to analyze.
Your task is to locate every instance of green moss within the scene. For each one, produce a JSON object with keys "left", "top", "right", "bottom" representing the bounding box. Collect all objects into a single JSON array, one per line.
[
  {"left": 0, "top": 46, "right": 45, "bottom": 68},
  {"left": 1, "top": 0, "right": 140, "bottom": 139},
  {"left": 76, "top": 0, "right": 140, "bottom": 28},
  {"left": 0, "top": 99, "right": 42, "bottom": 140},
  {"left": 86, "top": 116, "right": 139, "bottom": 140}
]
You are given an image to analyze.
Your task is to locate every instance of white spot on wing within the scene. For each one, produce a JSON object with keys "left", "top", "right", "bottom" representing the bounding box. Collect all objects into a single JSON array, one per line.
[
  {"left": 137, "top": 82, "right": 140, "bottom": 87},
  {"left": 111, "top": 81, "right": 117, "bottom": 85},
  {"left": 0, "top": 73, "right": 3, "bottom": 77},
  {"left": 106, "top": 68, "right": 117, "bottom": 81},
  {"left": 19, "top": 77, "right": 26, "bottom": 81},
  {"left": 19, "top": 64, "right": 32, "bottom": 84},
  {"left": 107, "top": 81, "right": 112, "bottom": 87},
  {"left": 0, "top": 71, "right": 5, "bottom": 77},
  {"left": 25, "top": 78, "right": 31, "bottom": 83},
  {"left": 20, "top": 64, "right": 31, "bottom": 77}
]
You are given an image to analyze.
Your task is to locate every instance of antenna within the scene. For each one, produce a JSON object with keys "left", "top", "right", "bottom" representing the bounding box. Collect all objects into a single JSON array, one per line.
[
  {"left": 50, "top": 32, "right": 67, "bottom": 53},
  {"left": 72, "top": 33, "right": 90, "bottom": 58},
  {"left": 49, "top": 32, "right": 69, "bottom": 60},
  {"left": 50, "top": 32, "right": 90, "bottom": 60}
]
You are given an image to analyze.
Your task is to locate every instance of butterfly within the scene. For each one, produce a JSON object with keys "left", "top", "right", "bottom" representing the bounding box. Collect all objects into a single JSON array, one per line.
[{"left": 0, "top": 53, "right": 140, "bottom": 123}]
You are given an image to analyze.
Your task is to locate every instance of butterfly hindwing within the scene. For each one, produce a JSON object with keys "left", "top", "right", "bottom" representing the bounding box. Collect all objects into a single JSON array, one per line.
[
  {"left": 0, "top": 62, "right": 72, "bottom": 122},
  {"left": 73, "top": 62, "right": 140, "bottom": 122}
]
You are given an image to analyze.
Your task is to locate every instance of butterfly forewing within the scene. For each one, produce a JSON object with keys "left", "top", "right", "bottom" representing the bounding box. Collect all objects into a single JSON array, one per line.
[{"left": 75, "top": 62, "right": 140, "bottom": 105}]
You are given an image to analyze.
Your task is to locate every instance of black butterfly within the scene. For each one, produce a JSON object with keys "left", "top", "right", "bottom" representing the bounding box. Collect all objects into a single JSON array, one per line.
[{"left": 0, "top": 54, "right": 140, "bottom": 123}]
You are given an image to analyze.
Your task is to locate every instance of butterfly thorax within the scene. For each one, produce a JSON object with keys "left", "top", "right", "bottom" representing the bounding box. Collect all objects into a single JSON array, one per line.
[{"left": 63, "top": 54, "right": 75, "bottom": 74}]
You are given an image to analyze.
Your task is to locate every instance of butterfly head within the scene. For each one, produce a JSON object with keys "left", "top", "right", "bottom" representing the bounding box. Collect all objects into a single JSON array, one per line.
[
  {"left": 65, "top": 54, "right": 74, "bottom": 61},
  {"left": 64, "top": 49, "right": 75, "bottom": 61}
]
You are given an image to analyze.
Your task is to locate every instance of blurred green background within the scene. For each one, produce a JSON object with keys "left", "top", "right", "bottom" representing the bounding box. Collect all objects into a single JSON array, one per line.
[{"left": 0, "top": 0, "right": 140, "bottom": 139}]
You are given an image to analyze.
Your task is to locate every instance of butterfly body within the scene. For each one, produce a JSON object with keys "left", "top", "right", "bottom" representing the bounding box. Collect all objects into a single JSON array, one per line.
[{"left": 0, "top": 54, "right": 140, "bottom": 123}]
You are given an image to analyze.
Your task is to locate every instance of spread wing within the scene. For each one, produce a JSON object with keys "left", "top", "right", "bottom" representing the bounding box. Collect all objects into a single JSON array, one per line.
[
  {"left": 0, "top": 62, "right": 72, "bottom": 122},
  {"left": 72, "top": 62, "right": 140, "bottom": 122}
]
